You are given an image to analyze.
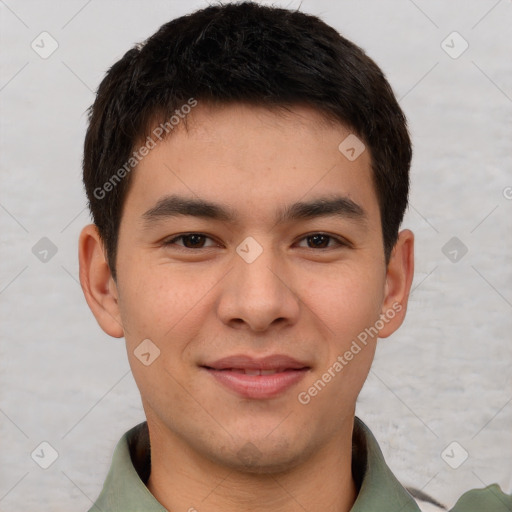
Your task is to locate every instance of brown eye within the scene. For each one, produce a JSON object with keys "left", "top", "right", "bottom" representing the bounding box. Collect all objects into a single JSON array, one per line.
[
  {"left": 306, "top": 234, "right": 330, "bottom": 248},
  {"left": 296, "top": 233, "right": 346, "bottom": 249},
  {"left": 163, "top": 234, "right": 217, "bottom": 249},
  {"left": 180, "top": 234, "right": 207, "bottom": 248}
]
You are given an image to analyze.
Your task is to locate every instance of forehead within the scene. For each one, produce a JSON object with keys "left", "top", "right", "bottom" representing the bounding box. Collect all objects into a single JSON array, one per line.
[{"left": 123, "top": 102, "right": 379, "bottom": 227}]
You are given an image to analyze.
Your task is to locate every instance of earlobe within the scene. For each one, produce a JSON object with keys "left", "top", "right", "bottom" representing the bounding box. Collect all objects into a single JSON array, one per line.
[
  {"left": 378, "top": 229, "right": 415, "bottom": 338},
  {"left": 78, "top": 224, "right": 124, "bottom": 338}
]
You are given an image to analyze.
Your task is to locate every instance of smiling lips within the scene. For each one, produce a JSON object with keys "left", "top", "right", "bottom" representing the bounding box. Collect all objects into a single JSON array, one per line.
[{"left": 201, "top": 354, "right": 310, "bottom": 399}]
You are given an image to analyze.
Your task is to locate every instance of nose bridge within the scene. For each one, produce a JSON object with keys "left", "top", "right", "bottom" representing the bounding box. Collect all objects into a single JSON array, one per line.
[
  {"left": 217, "top": 236, "right": 299, "bottom": 330},
  {"left": 234, "top": 237, "right": 287, "bottom": 299}
]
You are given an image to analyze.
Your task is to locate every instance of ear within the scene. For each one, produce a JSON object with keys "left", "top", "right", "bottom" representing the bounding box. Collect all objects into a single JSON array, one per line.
[
  {"left": 378, "top": 229, "right": 414, "bottom": 338},
  {"left": 78, "top": 224, "right": 124, "bottom": 338}
]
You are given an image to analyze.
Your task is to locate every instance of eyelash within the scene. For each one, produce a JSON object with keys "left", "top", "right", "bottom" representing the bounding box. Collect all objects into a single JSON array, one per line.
[{"left": 162, "top": 232, "right": 349, "bottom": 251}]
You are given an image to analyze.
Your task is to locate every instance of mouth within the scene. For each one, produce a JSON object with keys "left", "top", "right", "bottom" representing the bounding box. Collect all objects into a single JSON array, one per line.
[
  {"left": 200, "top": 354, "right": 311, "bottom": 399},
  {"left": 206, "top": 368, "right": 300, "bottom": 375}
]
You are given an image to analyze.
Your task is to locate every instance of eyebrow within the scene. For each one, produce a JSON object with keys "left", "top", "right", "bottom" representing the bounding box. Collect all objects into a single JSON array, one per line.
[{"left": 142, "top": 194, "right": 367, "bottom": 227}]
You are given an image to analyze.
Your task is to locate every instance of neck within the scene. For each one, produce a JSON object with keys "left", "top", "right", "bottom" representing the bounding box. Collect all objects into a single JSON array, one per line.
[{"left": 146, "top": 418, "right": 358, "bottom": 512}]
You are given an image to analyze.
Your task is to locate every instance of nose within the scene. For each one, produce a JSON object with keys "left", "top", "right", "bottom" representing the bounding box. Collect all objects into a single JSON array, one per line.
[{"left": 216, "top": 241, "right": 301, "bottom": 332}]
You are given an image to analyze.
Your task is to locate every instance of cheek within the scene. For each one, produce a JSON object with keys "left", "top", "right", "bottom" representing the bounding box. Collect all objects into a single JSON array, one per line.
[
  {"left": 118, "top": 268, "right": 205, "bottom": 420},
  {"left": 303, "top": 264, "right": 385, "bottom": 341},
  {"left": 117, "top": 258, "right": 207, "bottom": 342},
  {"left": 117, "top": 262, "right": 222, "bottom": 399},
  {"left": 297, "top": 272, "right": 381, "bottom": 416},
  {"left": 299, "top": 265, "right": 384, "bottom": 398}
]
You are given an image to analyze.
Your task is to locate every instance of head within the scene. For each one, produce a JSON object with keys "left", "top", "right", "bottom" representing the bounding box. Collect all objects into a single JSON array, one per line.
[{"left": 79, "top": 1, "right": 414, "bottom": 475}]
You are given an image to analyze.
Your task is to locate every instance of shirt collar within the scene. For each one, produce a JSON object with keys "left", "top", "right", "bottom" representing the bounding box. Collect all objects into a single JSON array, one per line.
[
  {"left": 350, "top": 417, "right": 419, "bottom": 511},
  {"left": 89, "top": 416, "right": 420, "bottom": 512}
]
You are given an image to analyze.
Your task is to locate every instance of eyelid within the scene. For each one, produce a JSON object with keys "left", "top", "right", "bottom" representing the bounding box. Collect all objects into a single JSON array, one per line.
[
  {"left": 162, "top": 233, "right": 220, "bottom": 249},
  {"left": 295, "top": 232, "right": 350, "bottom": 249},
  {"left": 163, "top": 232, "right": 350, "bottom": 250}
]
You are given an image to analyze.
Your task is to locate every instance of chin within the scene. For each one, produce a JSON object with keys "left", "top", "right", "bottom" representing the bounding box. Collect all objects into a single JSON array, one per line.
[{"left": 213, "top": 436, "right": 310, "bottom": 475}]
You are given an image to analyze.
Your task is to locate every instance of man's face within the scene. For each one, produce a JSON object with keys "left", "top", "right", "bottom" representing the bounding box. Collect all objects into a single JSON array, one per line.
[{"left": 108, "top": 103, "right": 397, "bottom": 472}]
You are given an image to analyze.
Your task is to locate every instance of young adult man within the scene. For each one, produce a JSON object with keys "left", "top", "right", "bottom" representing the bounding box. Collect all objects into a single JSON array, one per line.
[{"left": 78, "top": 2, "right": 511, "bottom": 511}]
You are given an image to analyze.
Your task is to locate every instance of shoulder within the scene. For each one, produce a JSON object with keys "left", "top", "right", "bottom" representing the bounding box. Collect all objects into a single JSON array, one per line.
[
  {"left": 407, "top": 484, "right": 512, "bottom": 512},
  {"left": 448, "top": 484, "right": 512, "bottom": 512}
]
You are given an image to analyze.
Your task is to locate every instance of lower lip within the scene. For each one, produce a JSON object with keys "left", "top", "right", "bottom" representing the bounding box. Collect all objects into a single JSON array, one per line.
[{"left": 204, "top": 368, "right": 309, "bottom": 399}]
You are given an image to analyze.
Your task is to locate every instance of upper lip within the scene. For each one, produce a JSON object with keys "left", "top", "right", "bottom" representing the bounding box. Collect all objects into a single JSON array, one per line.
[{"left": 202, "top": 354, "right": 310, "bottom": 371}]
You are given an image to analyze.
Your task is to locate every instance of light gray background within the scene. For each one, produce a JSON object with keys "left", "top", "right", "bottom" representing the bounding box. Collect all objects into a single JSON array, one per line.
[{"left": 1, "top": 0, "right": 511, "bottom": 510}]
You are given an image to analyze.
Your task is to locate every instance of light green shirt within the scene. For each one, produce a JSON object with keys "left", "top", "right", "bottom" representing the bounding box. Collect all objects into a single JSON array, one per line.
[{"left": 88, "top": 417, "right": 512, "bottom": 511}]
